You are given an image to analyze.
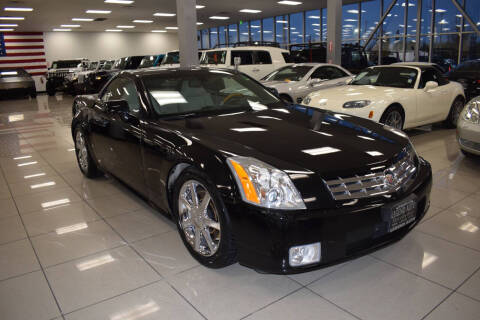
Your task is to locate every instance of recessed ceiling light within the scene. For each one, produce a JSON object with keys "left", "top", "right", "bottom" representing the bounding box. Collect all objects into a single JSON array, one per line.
[
  {"left": 53, "top": 28, "right": 72, "bottom": 32},
  {"left": 117, "top": 25, "right": 135, "bottom": 28},
  {"left": 72, "top": 18, "right": 94, "bottom": 21},
  {"left": 61, "top": 24, "right": 80, "bottom": 28},
  {"left": 4, "top": 7, "right": 33, "bottom": 12},
  {"left": 133, "top": 19, "right": 153, "bottom": 23},
  {"left": 0, "top": 23, "right": 17, "bottom": 27},
  {"left": 240, "top": 9, "right": 262, "bottom": 13},
  {"left": 277, "top": 1, "right": 302, "bottom": 5},
  {"left": 165, "top": 26, "right": 178, "bottom": 29},
  {"left": 86, "top": 10, "right": 112, "bottom": 14},
  {"left": 0, "top": 28, "right": 14, "bottom": 31},
  {"left": 197, "top": 22, "right": 204, "bottom": 25},
  {"left": 105, "top": 29, "right": 122, "bottom": 32},
  {"left": 210, "top": 16, "right": 229, "bottom": 20},
  {"left": 154, "top": 13, "right": 176, "bottom": 17},
  {"left": 0, "top": 16, "right": 24, "bottom": 20},
  {"left": 196, "top": 5, "right": 205, "bottom": 9},
  {"left": 151, "top": 30, "right": 166, "bottom": 33},
  {"left": 104, "top": 0, "right": 134, "bottom": 4}
]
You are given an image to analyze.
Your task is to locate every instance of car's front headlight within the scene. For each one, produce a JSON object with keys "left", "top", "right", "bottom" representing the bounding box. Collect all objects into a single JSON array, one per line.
[
  {"left": 463, "top": 99, "right": 480, "bottom": 124},
  {"left": 343, "top": 100, "right": 371, "bottom": 108},
  {"left": 227, "top": 156, "right": 306, "bottom": 210}
]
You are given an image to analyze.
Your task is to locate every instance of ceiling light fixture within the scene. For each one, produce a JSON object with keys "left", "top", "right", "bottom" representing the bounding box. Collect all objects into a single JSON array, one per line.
[
  {"left": 0, "top": 23, "right": 17, "bottom": 27},
  {"left": 117, "top": 25, "right": 135, "bottom": 28},
  {"left": 197, "top": 22, "right": 204, "bottom": 25},
  {"left": 0, "top": 28, "right": 14, "bottom": 31},
  {"left": 72, "top": 18, "right": 94, "bottom": 21},
  {"left": 0, "top": 16, "right": 24, "bottom": 20},
  {"left": 240, "top": 9, "right": 262, "bottom": 13},
  {"left": 151, "top": 30, "right": 166, "bottom": 32},
  {"left": 4, "top": 7, "right": 33, "bottom": 12},
  {"left": 154, "top": 13, "right": 176, "bottom": 17},
  {"left": 277, "top": 1, "right": 302, "bottom": 5},
  {"left": 165, "top": 26, "right": 178, "bottom": 30},
  {"left": 53, "top": 28, "right": 72, "bottom": 32},
  {"left": 86, "top": 10, "right": 112, "bottom": 14},
  {"left": 210, "top": 16, "right": 229, "bottom": 20},
  {"left": 104, "top": 0, "right": 134, "bottom": 4},
  {"left": 133, "top": 19, "right": 153, "bottom": 23},
  {"left": 196, "top": 5, "right": 205, "bottom": 9},
  {"left": 105, "top": 29, "right": 122, "bottom": 32},
  {"left": 61, "top": 24, "right": 80, "bottom": 28}
]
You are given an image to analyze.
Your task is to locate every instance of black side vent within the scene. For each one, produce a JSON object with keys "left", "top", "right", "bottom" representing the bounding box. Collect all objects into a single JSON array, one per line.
[{"left": 94, "top": 18, "right": 107, "bottom": 22}]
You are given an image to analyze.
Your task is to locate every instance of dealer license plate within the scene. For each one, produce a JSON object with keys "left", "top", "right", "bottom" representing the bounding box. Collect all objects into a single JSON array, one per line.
[{"left": 383, "top": 196, "right": 417, "bottom": 233}]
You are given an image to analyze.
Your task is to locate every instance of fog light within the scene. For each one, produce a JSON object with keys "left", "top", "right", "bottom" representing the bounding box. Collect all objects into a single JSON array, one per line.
[{"left": 289, "top": 242, "right": 321, "bottom": 267}]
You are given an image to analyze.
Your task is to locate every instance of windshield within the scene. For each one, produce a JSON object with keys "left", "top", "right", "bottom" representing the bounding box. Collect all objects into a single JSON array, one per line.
[
  {"left": 350, "top": 67, "right": 418, "bottom": 88},
  {"left": 113, "top": 57, "right": 143, "bottom": 70},
  {"left": 51, "top": 60, "right": 82, "bottom": 69},
  {"left": 200, "top": 51, "right": 227, "bottom": 65},
  {"left": 263, "top": 65, "right": 313, "bottom": 82},
  {"left": 162, "top": 52, "right": 180, "bottom": 65},
  {"left": 102, "top": 61, "right": 114, "bottom": 70},
  {"left": 139, "top": 55, "right": 157, "bottom": 68},
  {"left": 143, "top": 70, "right": 282, "bottom": 118},
  {"left": 88, "top": 62, "right": 98, "bottom": 71}
]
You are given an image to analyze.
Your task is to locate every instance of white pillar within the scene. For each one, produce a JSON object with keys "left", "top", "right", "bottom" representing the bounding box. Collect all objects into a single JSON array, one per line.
[
  {"left": 176, "top": 0, "right": 198, "bottom": 67},
  {"left": 326, "top": 0, "right": 342, "bottom": 65}
]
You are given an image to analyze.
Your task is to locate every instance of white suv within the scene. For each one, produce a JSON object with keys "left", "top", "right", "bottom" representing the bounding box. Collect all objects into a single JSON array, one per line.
[{"left": 200, "top": 46, "right": 291, "bottom": 80}]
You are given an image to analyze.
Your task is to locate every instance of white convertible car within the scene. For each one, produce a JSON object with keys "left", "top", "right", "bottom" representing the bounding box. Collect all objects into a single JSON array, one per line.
[
  {"left": 260, "top": 63, "right": 353, "bottom": 104},
  {"left": 303, "top": 64, "right": 465, "bottom": 129}
]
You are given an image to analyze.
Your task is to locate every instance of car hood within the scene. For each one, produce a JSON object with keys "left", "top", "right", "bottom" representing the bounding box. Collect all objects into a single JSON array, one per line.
[{"left": 162, "top": 106, "right": 409, "bottom": 180}]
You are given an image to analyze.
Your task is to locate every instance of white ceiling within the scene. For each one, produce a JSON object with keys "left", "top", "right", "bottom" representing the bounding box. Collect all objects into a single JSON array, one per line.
[{"left": 0, "top": 0, "right": 368, "bottom": 33}]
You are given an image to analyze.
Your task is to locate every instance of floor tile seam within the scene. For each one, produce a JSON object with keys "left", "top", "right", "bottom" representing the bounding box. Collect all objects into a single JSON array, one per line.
[{"left": 303, "top": 286, "right": 364, "bottom": 320}]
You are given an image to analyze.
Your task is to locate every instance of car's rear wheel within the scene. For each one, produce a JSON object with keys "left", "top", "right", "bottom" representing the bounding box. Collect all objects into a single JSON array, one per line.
[
  {"left": 380, "top": 105, "right": 404, "bottom": 130},
  {"left": 74, "top": 127, "right": 102, "bottom": 178},
  {"left": 444, "top": 97, "right": 464, "bottom": 128},
  {"left": 173, "top": 168, "right": 236, "bottom": 268}
]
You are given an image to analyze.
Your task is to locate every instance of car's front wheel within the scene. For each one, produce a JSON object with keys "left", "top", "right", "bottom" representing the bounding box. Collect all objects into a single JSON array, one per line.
[
  {"left": 74, "top": 127, "right": 102, "bottom": 178},
  {"left": 380, "top": 105, "right": 404, "bottom": 130},
  {"left": 444, "top": 97, "right": 464, "bottom": 128},
  {"left": 173, "top": 168, "right": 236, "bottom": 268}
]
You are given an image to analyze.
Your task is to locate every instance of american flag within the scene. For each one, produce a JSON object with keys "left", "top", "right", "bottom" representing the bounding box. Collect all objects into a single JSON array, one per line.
[{"left": 0, "top": 32, "right": 47, "bottom": 91}]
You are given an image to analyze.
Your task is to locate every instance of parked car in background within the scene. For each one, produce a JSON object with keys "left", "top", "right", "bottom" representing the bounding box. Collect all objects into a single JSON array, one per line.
[
  {"left": 200, "top": 43, "right": 291, "bottom": 80},
  {"left": 71, "top": 67, "right": 432, "bottom": 274},
  {"left": 87, "top": 56, "right": 144, "bottom": 93},
  {"left": 74, "top": 60, "right": 115, "bottom": 95},
  {"left": 139, "top": 54, "right": 165, "bottom": 68},
  {"left": 261, "top": 63, "right": 352, "bottom": 104},
  {"left": 0, "top": 68, "right": 36, "bottom": 99},
  {"left": 289, "top": 43, "right": 369, "bottom": 74},
  {"left": 457, "top": 96, "right": 480, "bottom": 157},
  {"left": 447, "top": 60, "right": 480, "bottom": 101},
  {"left": 303, "top": 65, "right": 465, "bottom": 130},
  {"left": 161, "top": 50, "right": 205, "bottom": 67},
  {"left": 46, "top": 59, "right": 89, "bottom": 96}
]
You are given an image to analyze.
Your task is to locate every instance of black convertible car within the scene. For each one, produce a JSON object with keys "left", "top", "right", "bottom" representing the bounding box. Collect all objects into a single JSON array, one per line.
[{"left": 72, "top": 68, "right": 432, "bottom": 274}]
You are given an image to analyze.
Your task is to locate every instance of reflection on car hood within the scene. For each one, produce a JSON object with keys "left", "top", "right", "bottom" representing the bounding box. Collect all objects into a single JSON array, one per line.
[
  {"left": 163, "top": 105, "right": 408, "bottom": 179},
  {"left": 261, "top": 80, "right": 302, "bottom": 91}
]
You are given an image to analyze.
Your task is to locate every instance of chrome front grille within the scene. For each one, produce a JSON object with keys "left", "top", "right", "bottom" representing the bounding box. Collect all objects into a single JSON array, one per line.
[
  {"left": 325, "top": 147, "right": 417, "bottom": 201},
  {"left": 47, "top": 71, "right": 71, "bottom": 79}
]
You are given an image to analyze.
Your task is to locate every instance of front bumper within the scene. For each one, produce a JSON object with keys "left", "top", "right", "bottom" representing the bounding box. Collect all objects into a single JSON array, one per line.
[
  {"left": 226, "top": 158, "right": 432, "bottom": 274},
  {"left": 457, "top": 118, "right": 480, "bottom": 155}
]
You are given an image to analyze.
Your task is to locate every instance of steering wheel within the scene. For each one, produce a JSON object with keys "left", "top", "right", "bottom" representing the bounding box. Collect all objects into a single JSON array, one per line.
[{"left": 222, "top": 93, "right": 244, "bottom": 105}]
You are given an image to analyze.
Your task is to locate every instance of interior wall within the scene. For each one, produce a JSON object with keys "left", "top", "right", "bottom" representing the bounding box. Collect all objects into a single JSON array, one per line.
[{"left": 44, "top": 31, "right": 179, "bottom": 66}]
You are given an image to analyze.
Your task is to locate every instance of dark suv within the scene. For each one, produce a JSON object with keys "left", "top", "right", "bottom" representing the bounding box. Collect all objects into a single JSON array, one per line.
[{"left": 87, "top": 56, "right": 144, "bottom": 93}]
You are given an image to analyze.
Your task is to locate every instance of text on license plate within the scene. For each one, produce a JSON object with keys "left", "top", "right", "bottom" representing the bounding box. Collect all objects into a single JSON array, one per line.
[{"left": 389, "top": 200, "right": 417, "bottom": 232}]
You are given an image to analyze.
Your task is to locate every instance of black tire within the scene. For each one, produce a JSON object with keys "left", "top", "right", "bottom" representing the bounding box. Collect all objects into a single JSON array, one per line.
[
  {"left": 380, "top": 105, "right": 404, "bottom": 130},
  {"left": 30, "top": 93, "right": 37, "bottom": 99},
  {"left": 73, "top": 127, "right": 102, "bottom": 178},
  {"left": 47, "top": 88, "right": 55, "bottom": 96},
  {"left": 172, "top": 167, "right": 236, "bottom": 268},
  {"left": 280, "top": 94, "right": 293, "bottom": 104},
  {"left": 444, "top": 97, "right": 464, "bottom": 129}
]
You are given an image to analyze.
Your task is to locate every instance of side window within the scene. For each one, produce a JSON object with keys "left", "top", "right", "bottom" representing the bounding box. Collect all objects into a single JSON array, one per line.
[
  {"left": 321, "top": 66, "right": 348, "bottom": 79},
  {"left": 434, "top": 70, "right": 449, "bottom": 86},
  {"left": 231, "top": 51, "right": 254, "bottom": 65},
  {"left": 254, "top": 51, "right": 272, "bottom": 65},
  {"left": 101, "top": 78, "right": 123, "bottom": 102},
  {"left": 282, "top": 52, "right": 293, "bottom": 63},
  {"left": 419, "top": 69, "right": 437, "bottom": 89},
  {"left": 119, "top": 79, "right": 141, "bottom": 114},
  {"left": 310, "top": 67, "right": 329, "bottom": 80}
]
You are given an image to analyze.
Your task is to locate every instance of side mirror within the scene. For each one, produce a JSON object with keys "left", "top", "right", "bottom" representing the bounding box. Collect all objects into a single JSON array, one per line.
[
  {"left": 309, "top": 78, "right": 323, "bottom": 86},
  {"left": 106, "top": 100, "right": 129, "bottom": 113},
  {"left": 345, "top": 77, "right": 353, "bottom": 85},
  {"left": 424, "top": 81, "right": 439, "bottom": 92},
  {"left": 266, "top": 87, "right": 279, "bottom": 97}
]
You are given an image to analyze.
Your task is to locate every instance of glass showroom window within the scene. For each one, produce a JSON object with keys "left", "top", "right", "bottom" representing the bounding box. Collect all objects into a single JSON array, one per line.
[
  {"left": 210, "top": 28, "right": 219, "bottom": 48},
  {"left": 383, "top": 0, "right": 405, "bottom": 37},
  {"left": 251, "top": 20, "right": 261, "bottom": 42},
  {"left": 263, "top": 18, "right": 274, "bottom": 42},
  {"left": 290, "top": 12, "right": 304, "bottom": 44},
  {"left": 228, "top": 24, "right": 238, "bottom": 45},
  {"left": 201, "top": 29, "right": 209, "bottom": 49},
  {"left": 275, "top": 15, "right": 289, "bottom": 47},
  {"left": 462, "top": 33, "right": 480, "bottom": 62},
  {"left": 219, "top": 26, "right": 227, "bottom": 47},
  {"left": 342, "top": 3, "right": 360, "bottom": 41},
  {"left": 435, "top": 0, "right": 462, "bottom": 33},
  {"left": 406, "top": 0, "right": 418, "bottom": 35},
  {"left": 419, "top": 36, "right": 430, "bottom": 62},
  {"left": 239, "top": 21, "right": 249, "bottom": 42},
  {"left": 197, "top": 31, "right": 202, "bottom": 49},
  {"left": 421, "top": 0, "right": 433, "bottom": 34},
  {"left": 322, "top": 8, "right": 327, "bottom": 41},
  {"left": 433, "top": 34, "right": 459, "bottom": 70},
  {"left": 305, "top": 10, "right": 321, "bottom": 43},
  {"left": 361, "top": 0, "right": 380, "bottom": 39},
  {"left": 464, "top": 0, "right": 479, "bottom": 32},
  {"left": 404, "top": 37, "right": 417, "bottom": 61}
]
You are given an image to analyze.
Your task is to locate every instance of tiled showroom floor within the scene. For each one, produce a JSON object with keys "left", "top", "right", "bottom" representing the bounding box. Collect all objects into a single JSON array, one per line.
[{"left": 0, "top": 94, "right": 479, "bottom": 320}]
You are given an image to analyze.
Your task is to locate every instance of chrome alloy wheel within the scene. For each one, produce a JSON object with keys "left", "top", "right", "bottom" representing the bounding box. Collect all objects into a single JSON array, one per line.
[
  {"left": 384, "top": 110, "right": 403, "bottom": 129},
  {"left": 178, "top": 180, "right": 221, "bottom": 257},
  {"left": 75, "top": 130, "right": 89, "bottom": 172}
]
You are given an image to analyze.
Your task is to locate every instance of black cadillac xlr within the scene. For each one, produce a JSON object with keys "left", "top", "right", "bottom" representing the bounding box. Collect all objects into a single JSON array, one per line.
[{"left": 71, "top": 68, "right": 432, "bottom": 274}]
